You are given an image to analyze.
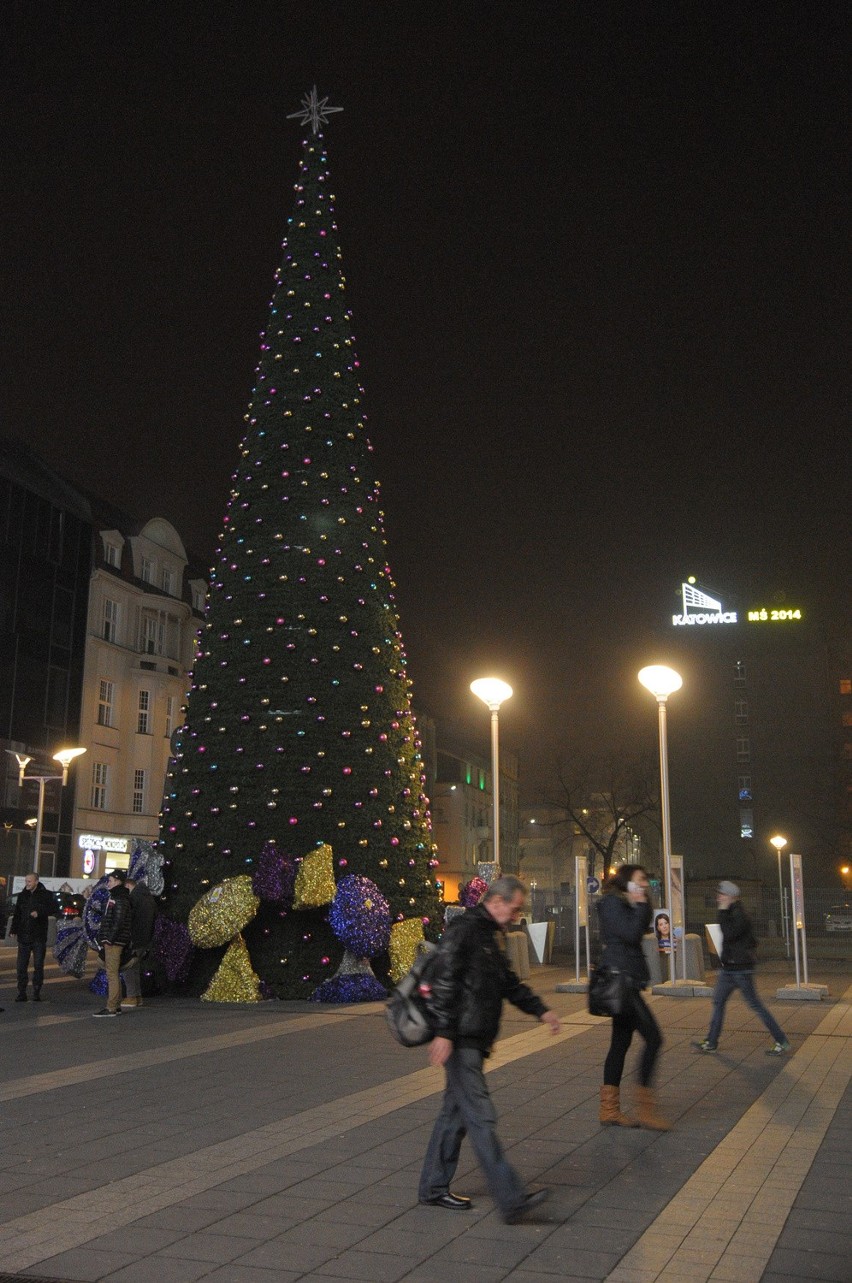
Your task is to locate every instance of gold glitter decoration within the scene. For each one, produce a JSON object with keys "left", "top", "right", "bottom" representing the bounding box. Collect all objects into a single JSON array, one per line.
[
  {"left": 201, "top": 934, "right": 261, "bottom": 1003},
  {"left": 292, "top": 843, "right": 336, "bottom": 909},
  {"left": 188, "top": 875, "right": 259, "bottom": 947},
  {"left": 388, "top": 918, "right": 426, "bottom": 983}
]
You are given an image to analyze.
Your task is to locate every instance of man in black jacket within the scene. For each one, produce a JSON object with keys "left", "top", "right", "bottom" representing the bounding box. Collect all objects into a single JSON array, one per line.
[
  {"left": 418, "top": 876, "right": 560, "bottom": 1223},
  {"left": 120, "top": 878, "right": 157, "bottom": 1010},
  {"left": 695, "top": 881, "right": 789, "bottom": 1055},
  {"left": 94, "top": 870, "right": 132, "bottom": 1017},
  {"left": 10, "top": 872, "right": 56, "bottom": 1002}
]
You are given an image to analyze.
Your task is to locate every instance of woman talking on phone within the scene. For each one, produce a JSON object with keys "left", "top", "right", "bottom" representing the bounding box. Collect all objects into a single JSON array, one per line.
[{"left": 596, "top": 865, "right": 670, "bottom": 1131}]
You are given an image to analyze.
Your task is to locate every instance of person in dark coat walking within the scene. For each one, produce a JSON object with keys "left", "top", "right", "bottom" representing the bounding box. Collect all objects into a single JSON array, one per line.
[
  {"left": 694, "top": 881, "right": 789, "bottom": 1055},
  {"left": 94, "top": 870, "right": 132, "bottom": 1017},
  {"left": 597, "top": 864, "right": 669, "bottom": 1130},
  {"left": 418, "top": 875, "right": 560, "bottom": 1223},
  {"left": 120, "top": 878, "right": 157, "bottom": 1010},
  {"left": 10, "top": 872, "right": 57, "bottom": 1002}
]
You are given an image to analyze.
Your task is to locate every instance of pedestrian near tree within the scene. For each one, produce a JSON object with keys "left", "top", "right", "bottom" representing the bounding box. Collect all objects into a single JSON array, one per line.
[
  {"left": 694, "top": 881, "right": 790, "bottom": 1055},
  {"left": 121, "top": 878, "right": 157, "bottom": 1010},
  {"left": 418, "top": 875, "right": 560, "bottom": 1224},
  {"left": 93, "top": 870, "right": 132, "bottom": 1017},
  {"left": 597, "top": 865, "right": 670, "bottom": 1130},
  {"left": 10, "top": 872, "right": 56, "bottom": 1002}
]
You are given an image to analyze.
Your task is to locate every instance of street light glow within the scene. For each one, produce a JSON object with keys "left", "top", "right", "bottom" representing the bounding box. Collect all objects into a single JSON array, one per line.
[
  {"left": 638, "top": 665, "right": 683, "bottom": 700},
  {"left": 470, "top": 677, "right": 513, "bottom": 710}
]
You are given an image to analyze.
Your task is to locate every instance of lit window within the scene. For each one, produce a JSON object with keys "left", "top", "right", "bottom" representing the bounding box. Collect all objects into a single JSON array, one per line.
[
  {"left": 97, "top": 680, "right": 114, "bottom": 728},
  {"left": 132, "top": 768, "right": 146, "bottom": 814},
  {"left": 840, "top": 679, "right": 851, "bottom": 695},
  {"left": 137, "top": 690, "right": 151, "bottom": 734},
  {"left": 91, "top": 762, "right": 108, "bottom": 810},
  {"left": 738, "top": 774, "right": 752, "bottom": 802},
  {"left": 843, "top": 711, "right": 852, "bottom": 727}
]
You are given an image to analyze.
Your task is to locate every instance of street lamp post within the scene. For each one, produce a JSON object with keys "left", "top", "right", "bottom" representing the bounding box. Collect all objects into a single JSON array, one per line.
[
  {"left": 638, "top": 665, "right": 682, "bottom": 986},
  {"left": 770, "top": 835, "right": 790, "bottom": 957},
  {"left": 6, "top": 747, "right": 86, "bottom": 876},
  {"left": 470, "top": 678, "right": 513, "bottom": 874}
]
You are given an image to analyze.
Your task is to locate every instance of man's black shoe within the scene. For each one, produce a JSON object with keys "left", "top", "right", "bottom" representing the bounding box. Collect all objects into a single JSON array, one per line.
[
  {"left": 33, "top": 994, "right": 42, "bottom": 1002},
  {"left": 420, "top": 1192, "right": 473, "bottom": 1210},
  {"left": 15, "top": 994, "right": 27, "bottom": 1002},
  {"left": 503, "top": 1188, "right": 550, "bottom": 1224}
]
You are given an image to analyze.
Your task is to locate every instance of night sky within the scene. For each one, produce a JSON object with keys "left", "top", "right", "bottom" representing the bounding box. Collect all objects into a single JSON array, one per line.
[{"left": 3, "top": 1, "right": 849, "bottom": 787}]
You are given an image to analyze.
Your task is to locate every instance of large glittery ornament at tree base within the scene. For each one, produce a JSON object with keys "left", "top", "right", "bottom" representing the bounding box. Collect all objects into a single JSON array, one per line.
[
  {"left": 459, "top": 876, "right": 489, "bottom": 908},
  {"left": 328, "top": 875, "right": 390, "bottom": 958},
  {"left": 53, "top": 918, "right": 90, "bottom": 978},
  {"left": 150, "top": 917, "right": 194, "bottom": 985},
  {"left": 309, "top": 950, "right": 387, "bottom": 1004},
  {"left": 128, "top": 839, "right": 166, "bottom": 896},
  {"left": 292, "top": 844, "right": 336, "bottom": 910},
  {"left": 82, "top": 878, "right": 110, "bottom": 948},
  {"left": 202, "top": 934, "right": 262, "bottom": 1003},
  {"left": 388, "top": 917, "right": 427, "bottom": 983},
  {"left": 188, "top": 876, "right": 259, "bottom": 947},
  {"left": 252, "top": 839, "right": 296, "bottom": 903}
]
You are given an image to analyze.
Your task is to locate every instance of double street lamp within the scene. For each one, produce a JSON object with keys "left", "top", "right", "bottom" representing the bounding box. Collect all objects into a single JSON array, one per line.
[
  {"left": 470, "top": 678, "right": 513, "bottom": 874},
  {"left": 6, "top": 747, "right": 86, "bottom": 876},
  {"left": 638, "top": 665, "right": 682, "bottom": 985}
]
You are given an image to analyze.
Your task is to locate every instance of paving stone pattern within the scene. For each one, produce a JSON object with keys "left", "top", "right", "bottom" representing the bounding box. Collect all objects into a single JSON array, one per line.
[{"left": 1, "top": 947, "right": 849, "bottom": 1282}]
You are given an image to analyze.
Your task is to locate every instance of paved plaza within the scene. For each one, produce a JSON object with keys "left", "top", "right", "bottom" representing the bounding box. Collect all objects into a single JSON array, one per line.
[{"left": 1, "top": 944, "right": 849, "bottom": 1283}]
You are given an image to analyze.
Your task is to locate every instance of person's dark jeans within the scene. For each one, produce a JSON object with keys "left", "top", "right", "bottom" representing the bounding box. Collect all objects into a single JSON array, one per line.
[
  {"left": 603, "top": 987, "right": 663, "bottom": 1088},
  {"left": 16, "top": 938, "right": 47, "bottom": 996},
  {"left": 707, "top": 969, "right": 786, "bottom": 1046},
  {"left": 418, "top": 1046, "right": 527, "bottom": 1215}
]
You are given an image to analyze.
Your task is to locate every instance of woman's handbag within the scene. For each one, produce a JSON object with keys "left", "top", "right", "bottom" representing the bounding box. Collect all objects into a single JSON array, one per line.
[{"left": 587, "top": 965, "right": 629, "bottom": 1017}]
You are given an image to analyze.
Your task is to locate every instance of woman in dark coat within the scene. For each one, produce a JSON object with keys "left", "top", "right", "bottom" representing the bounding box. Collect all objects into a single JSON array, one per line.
[{"left": 596, "top": 864, "right": 669, "bottom": 1130}]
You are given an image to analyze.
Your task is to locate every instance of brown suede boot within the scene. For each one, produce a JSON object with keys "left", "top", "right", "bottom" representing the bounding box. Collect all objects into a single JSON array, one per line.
[
  {"left": 635, "top": 1085, "right": 671, "bottom": 1131},
  {"left": 599, "top": 1084, "right": 639, "bottom": 1127}
]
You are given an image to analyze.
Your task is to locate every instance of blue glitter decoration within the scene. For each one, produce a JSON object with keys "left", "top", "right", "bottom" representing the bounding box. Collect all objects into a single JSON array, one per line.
[
  {"left": 328, "top": 875, "right": 390, "bottom": 958},
  {"left": 89, "top": 967, "right": 108, "bottom": 996},
  {"left": 309, "top": 972, "right": 387, "bottom": 1003}
]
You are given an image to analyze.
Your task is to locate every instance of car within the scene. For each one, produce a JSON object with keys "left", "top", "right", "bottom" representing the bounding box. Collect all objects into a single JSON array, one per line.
[{"left": 824, "top": 904, "right": 852, "bottom": 933}]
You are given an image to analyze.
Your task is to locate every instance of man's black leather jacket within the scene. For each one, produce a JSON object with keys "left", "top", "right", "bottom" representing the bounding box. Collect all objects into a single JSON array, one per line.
[{"left": 429, "top": 903, "right": 546, "bottom": 1053}]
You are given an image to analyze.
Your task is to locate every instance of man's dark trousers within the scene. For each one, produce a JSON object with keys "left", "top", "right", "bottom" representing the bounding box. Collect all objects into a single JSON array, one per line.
[
  {"left": 418, "top": 1046, "right": 526, "bottom": 1215},
  {"left": 17, "top": 938, "right": 46, "bottom": 997}
]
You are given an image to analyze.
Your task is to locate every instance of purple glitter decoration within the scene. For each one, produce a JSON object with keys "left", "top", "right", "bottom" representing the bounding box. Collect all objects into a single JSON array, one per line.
[
  {"left": 82, "top": 879, "right": 110, "bottom": 947},
  {"left": 150, "top": 917, "right": 194, "bottom": 984},
  {"left": 459, "top": 876, "right": 488, "bottom": 909},
  {"left": 328, "top": 875, "right": 391, "bottom": 958},
  {"left": 89, "top": 967, "right": 108, "bottom": 996},
  {"left": 252, "top": 840, "right": 295, "bottom": 902},
  {"left": 309, "top": 973, "right": 387, "bottom": 1004}
]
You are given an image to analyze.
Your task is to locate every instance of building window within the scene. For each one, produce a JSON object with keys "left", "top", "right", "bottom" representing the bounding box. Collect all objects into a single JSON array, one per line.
[
  {"left": 91, "top": 762, "right": 108, "bottom": 810},
  {"left": 132, "top": 768, "right": 146, "bottom": 814},
  {"left": 734, "top": 660, "right": 746, "bottom": 686},
  {"left": 141, "top": 556, "right": 154, "bottom": 584},
  {"left": 137, "top": 689, "right": 151, "bottom": 734},
  {"left": 165, "top": 695, "right": 174, "bottom": 739},
  {"left": 734, "top": 699, "right": 749, "bottom": 725},
  {"left": 102, "top": 598, "right": 119, "bottom": 643},
  {"left": 140, "top": 611, "right": 164, "bottom": 655},
  {"left": 97, "top": 680, "right": 114, "bottom": 727},
  {"left": 843, "top": 711, "right": 852, "bottom": 727},
  {"left": 161, "top": 567, "right": 173, "bottom": 596},
  {"left": 738, "top": 774, "right": 752, "bottom": 802},
  {"left": 192, "top": 586, "right": 205, "bottom": 612},
  {"left": 840, "top": 679, "right": 851, "bottom": 696},
  {"left": 740, "top": 809, "right": 754, "bottom": 839},
  {"left": 736, "top": 737, "right": 751, "bottom": 762},
  {"left": 104, "top": 542, "right": 120, "bottom": 568}
]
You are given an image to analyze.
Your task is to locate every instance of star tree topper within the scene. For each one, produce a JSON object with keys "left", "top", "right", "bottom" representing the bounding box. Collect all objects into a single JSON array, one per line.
[{"left": 287, "top": 86, "right": 343, "bottom": 135}]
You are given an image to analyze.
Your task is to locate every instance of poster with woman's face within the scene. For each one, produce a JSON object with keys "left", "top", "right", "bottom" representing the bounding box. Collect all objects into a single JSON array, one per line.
[{"left": 654, "top": 910, "right": 674, "bottom": 952}]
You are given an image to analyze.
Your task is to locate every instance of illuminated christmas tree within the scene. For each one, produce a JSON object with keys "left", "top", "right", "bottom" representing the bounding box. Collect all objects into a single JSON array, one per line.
[{"left": 160, "top": 90, "right": 440, "bottom": 999}]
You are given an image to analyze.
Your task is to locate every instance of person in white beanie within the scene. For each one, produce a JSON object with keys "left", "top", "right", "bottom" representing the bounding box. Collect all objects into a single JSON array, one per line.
[{"left": 694, "top": 881, "right": 789, "bottom": 1055}]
